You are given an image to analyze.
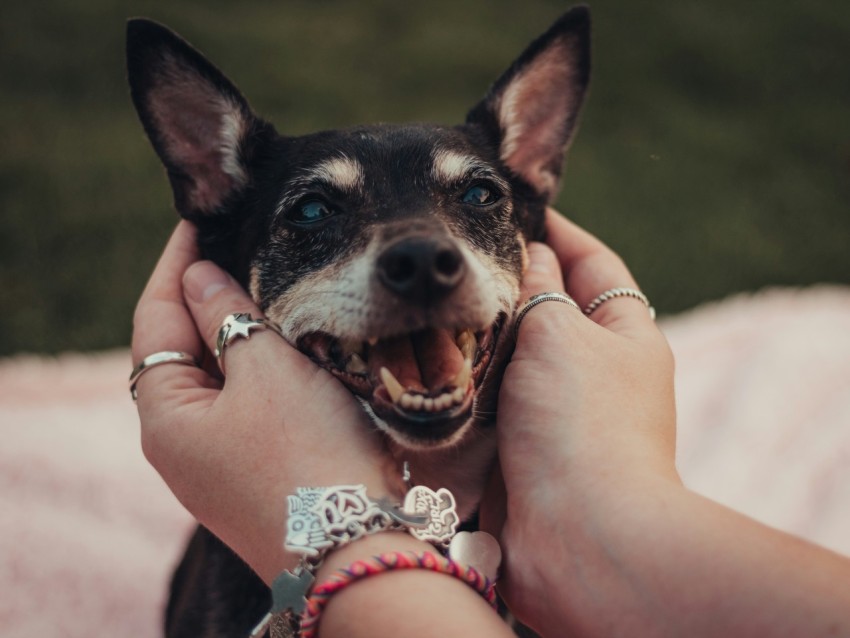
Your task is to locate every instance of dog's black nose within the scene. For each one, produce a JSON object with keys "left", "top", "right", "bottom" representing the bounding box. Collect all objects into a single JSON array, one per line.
[{"left": 377, "top": 236, "right": 466, "bottom": 305}]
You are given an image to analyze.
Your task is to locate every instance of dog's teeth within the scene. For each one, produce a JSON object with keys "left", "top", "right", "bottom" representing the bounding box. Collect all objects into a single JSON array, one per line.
[
  {"left": 398, "top": 389, "right": 466, "bottom": 413},
  {"left": 346, "top": 353, "right": 367, "bottom": 374},
  {"left": 457, "top": 329, "right": 476, "bottom": 360},
  {"left": 380, "top": 367, "right": 405, "bottom": 404},
  {"left": 453, "top": 358, "right": 473, "bottom": 390}
]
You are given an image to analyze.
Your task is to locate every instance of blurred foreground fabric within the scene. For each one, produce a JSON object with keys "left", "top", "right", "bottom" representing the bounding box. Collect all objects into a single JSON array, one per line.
[{"left": 1, "top": 286, "right": 849, "bottom": 636}]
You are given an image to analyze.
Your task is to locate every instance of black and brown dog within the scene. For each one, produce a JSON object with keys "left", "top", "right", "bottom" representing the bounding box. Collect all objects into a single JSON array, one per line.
[{"left": 127, "top": 7, "right": 589, "bottom": 635}]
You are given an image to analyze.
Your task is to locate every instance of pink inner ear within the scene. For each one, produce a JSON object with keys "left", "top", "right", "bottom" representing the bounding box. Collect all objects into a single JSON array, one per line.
[
  {"left": 148, "top": 55, "right": 247, "bottom": 211},
  {"left": 497, "top": 42, "right": 583, "bottom": 199}
]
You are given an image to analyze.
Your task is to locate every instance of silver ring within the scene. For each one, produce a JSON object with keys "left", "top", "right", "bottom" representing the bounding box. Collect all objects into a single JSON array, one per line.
[
  {"left": 215, "top": 312, "right": 282, "bottom": 375},
  {"left": 129, "top": 351, "right": 201, "bottom": 401},
  {"left": 583, "top": 287, "right": 656, "bottom": 320},
  {"left": 513, "top": 292, "right": 580, "bottom": 341}
]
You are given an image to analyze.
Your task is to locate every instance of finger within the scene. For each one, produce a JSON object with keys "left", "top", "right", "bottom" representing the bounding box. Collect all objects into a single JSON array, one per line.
[
  {"left": 514, "top": 242, "right": 582, "bottom": 347},
  {"left": 545, "top": 208, "right": 656, "bottom": 335},
  {"left": 182, "top": 260, "right": 302, "bottom": 383},
  {"left": 519, "top": 242, "right": 567, "bottom": 300},
  {"left": 131, "top": 221, "right": 214, "bottom": 408}
]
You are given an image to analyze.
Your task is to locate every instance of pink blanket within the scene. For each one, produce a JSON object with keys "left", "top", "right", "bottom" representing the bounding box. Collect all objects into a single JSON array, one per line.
[{"left": 2, "top": 286, "right": 849, "bottom": 636}]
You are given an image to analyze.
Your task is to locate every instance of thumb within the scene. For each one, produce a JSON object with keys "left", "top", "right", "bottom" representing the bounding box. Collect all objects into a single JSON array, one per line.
[
  {"left": 514, "top": 242, "right": 581, "bottom": 348},
  {"left": 520, "top": 242, "right": 568, "bottom": 300},
  {"left": 182, "top": 261, "right": 291, "bottom": 377}
]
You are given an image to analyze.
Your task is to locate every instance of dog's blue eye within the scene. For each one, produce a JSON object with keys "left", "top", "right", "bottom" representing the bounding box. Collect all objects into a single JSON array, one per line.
[
  {"left": 462, "top": 185, "right": 498, "bottom": 206},
  {"left": 291, "top": 200, "right": 334, "bottom": 225}
]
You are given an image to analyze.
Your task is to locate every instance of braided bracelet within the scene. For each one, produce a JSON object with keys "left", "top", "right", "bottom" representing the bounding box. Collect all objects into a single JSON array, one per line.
[{"left": 299, "top": 550, "right": 498, "bottom": 638}]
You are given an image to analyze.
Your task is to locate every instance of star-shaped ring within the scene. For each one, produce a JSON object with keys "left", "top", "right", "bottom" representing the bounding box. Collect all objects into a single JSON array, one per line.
[{"left": 214, "top": 312, "right": 283, "bottom": 375}]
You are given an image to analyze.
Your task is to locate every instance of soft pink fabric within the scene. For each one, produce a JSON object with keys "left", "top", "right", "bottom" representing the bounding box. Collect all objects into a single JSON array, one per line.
[{"left": 1, "top": 286, "right": 848, "bottom": 636}]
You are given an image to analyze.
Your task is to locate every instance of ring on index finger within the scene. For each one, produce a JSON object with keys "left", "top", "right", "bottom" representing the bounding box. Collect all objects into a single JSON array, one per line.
[
  {"left": 513, "top": 292, "right": 581, "bottom": 341},
  {"left": 215, "top": 312, "right": 283, "bottom": 375}
]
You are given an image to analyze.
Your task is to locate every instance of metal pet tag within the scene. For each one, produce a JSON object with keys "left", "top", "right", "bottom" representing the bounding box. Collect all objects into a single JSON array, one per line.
[{"left": 403, "top": 485, "right": 459, "bottom": 546}]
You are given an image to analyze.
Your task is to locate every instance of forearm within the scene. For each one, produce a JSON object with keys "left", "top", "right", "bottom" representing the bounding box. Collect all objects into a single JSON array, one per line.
[
  {"left": 313, "top": 533, "right": 513, "bottom": 638},
  {"left": 532, "top": 471, "right": 850, "bottom": 637}
]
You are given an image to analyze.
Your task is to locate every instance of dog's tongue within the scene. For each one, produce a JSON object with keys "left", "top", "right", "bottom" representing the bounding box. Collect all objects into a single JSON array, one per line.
[{"left": 370, "top": 328, "right": 465, "bottom": 394}]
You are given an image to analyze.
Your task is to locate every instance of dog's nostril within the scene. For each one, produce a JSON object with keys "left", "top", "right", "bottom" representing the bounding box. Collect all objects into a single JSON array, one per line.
[
  {"left": 434, "top": 248, "right": 462, "bottom": 279},
  {"left": 385, "top": 254, "right": 417, "bottom": 285}
]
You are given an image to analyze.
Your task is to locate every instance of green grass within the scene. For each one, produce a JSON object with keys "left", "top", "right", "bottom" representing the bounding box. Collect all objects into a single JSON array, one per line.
[{"left": 1, "top": 0, "right": 849, "bottom": 355}]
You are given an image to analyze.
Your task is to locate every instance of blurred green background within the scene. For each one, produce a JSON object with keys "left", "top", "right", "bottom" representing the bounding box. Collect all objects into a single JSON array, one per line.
[{"left": 1, "top": 0, "right": 848, "bottom": 356}]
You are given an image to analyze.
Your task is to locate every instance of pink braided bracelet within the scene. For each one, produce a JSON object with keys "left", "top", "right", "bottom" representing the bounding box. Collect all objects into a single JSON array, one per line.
[{"left": 299, "top": 550, "right": 498, "bottom": 637}]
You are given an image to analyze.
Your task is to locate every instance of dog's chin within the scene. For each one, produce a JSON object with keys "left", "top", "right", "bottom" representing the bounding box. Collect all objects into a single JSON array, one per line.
[{"left": 297, "top": 313, "right": 506, "bottom": 449}]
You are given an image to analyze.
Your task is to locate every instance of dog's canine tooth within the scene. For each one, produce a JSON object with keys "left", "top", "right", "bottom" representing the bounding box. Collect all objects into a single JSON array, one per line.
[
  {"left": 457, "top": 329, "right": 476, "bottom": 361},
  {"left": 453, "top": 358, "right": 473, "bottom": 390},
  {"left": 380, "top": 367, "right": 405, "bottom": 404},
  {"left": 346, "top": 353, "right": 368, "bottom": 374}
]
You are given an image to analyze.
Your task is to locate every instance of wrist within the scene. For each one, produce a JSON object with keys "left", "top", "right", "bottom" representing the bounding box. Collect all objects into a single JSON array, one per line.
[
  {"left": 312, "top": 532, "right": 510, "bottom": 638},
  {"left": 314, "top": 531, "right": 434, "bottom": 580},
  {"left": 500, "top": 458, "right": 682, "bottom": 633}
]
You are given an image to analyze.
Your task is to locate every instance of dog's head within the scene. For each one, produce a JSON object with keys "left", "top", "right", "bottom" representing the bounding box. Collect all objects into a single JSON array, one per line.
[{"left": 127, "top": 9, "right": 589, "bottom": 450}]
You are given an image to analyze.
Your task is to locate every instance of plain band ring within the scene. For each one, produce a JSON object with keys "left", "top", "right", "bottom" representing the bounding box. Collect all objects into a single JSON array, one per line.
[
  {"left": 129, "top": 351, "right": 201, "bottom": 401},
  {"left": 513, "top": 292, "right": 580, "bottom": 341},
  {"left": 583, "top": 287, "right": 656, "bottom": 320},
  {"left": 215, "top": 312, "right": 283, "bottom": 375}
]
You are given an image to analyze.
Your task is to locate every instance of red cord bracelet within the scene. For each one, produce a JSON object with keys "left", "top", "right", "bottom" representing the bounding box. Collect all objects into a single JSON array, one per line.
[{"left": 299, "top": 550, "right": 498, "bottom": 637}]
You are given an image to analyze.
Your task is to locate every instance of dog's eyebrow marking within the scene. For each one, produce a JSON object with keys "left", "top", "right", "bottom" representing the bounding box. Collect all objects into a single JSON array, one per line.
[
  {"left": 274, "top": 156, "right": 366, "bottom": 219},
  {"left": 431, "top": 149, "right": 509, "bottom": 191},
  {"left": 303, "top": 156, "right": 365, "bottom": 192},
  {"left": 432, "top": 149, "right": 480, "bottom": 183}
]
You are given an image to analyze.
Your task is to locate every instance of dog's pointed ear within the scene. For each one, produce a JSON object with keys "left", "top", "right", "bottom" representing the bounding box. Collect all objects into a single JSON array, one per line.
[
  {"left": 466, "top": 6, "right": 590, "bottom": 204},
  {"left": 126, "top": 19, "right": 268, "bottom": 218}
]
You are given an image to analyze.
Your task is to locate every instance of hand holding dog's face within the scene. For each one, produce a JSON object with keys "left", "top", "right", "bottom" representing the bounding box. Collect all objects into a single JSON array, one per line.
[{"left": 133, "top": 221, "right": 405, "bottom": 584}]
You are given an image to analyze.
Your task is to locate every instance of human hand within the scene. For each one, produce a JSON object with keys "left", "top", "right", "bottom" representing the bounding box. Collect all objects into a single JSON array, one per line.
[
  {"left": 483, "top": 209, "right": 678, "bottom": 632},
  {"left": 131, "top": 221, "right": 401, "bottom": 583}
]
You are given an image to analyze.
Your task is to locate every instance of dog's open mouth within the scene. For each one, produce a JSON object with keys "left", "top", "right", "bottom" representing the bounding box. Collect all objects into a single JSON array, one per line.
[{"left": 297, "top": 315, "right": 504, "bottom": 445}]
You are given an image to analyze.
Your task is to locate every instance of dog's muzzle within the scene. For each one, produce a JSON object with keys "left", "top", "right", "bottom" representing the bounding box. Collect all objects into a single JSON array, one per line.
[{"left": 297, "top": 234, "right": 506, "bottom": 447}]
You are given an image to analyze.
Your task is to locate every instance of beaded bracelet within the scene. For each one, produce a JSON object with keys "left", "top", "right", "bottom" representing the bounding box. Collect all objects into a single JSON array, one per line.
[{"left": 299, "top": 550, "right": 498, "bottom": 638}]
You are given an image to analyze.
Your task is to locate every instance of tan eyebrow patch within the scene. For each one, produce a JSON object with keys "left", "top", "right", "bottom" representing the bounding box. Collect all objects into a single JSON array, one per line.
[
  {"left": 307, "top": 156, "right": 365, "bottom": 191},
  {"left": 431, "top": 149, "right": 480, "bottom": 183}
]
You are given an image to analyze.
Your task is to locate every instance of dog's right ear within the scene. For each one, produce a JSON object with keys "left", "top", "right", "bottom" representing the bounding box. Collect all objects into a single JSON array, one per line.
[{"left": 127, "top": 19, "right": 269, "bottom": 218}]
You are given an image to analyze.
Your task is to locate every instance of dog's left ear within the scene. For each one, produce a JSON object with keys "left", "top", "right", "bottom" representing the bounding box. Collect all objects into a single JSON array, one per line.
[{"left": 466, "top": 6, "right": 590, "bottom": 207}]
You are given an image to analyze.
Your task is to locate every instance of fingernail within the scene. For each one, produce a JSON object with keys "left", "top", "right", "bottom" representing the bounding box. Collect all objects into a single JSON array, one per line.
[
  {"left": 527, "top": 243, "right": 554, "bottom": 274},
  {"left": 185, "top": 261, "right": 234, "bottom": 303}
]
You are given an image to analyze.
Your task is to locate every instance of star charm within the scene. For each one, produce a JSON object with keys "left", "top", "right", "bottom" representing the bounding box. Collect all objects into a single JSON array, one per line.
[
  {"left": 215, "top": 313, "right": 265, "bottom": 357},
  {"left": 270, "top": 568, "right": 315, "bottom": 615}
]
